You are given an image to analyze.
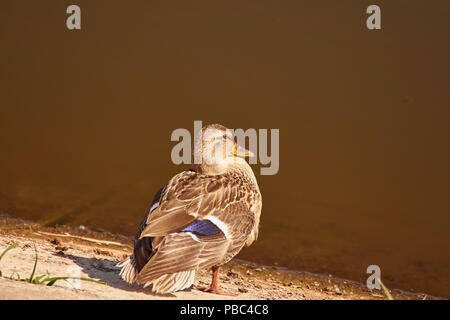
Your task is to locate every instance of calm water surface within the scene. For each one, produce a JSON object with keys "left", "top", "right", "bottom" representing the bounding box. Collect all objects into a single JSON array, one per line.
[{"left": 0, "top": 1, "right": 449, "bottom": 297}]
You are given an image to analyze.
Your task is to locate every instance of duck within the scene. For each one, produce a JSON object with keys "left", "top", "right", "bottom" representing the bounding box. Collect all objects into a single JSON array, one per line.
[{"left": 118, "top": 124, "right": 262, "bottom": 295}]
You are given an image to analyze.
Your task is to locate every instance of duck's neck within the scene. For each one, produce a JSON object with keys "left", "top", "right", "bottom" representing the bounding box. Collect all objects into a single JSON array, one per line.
[{"left": 195, "top": 157, "right": 259, "bottom": 186}]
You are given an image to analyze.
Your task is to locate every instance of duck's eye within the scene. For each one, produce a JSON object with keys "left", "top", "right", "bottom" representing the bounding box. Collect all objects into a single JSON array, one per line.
[{"left": 222, "top": 134, "right": 227, "bottom": 140}]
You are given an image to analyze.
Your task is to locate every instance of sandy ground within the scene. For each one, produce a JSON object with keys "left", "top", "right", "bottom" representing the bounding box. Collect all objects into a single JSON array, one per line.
[{"left": 0, "top": 217, "right": 437, "bottom": 300}]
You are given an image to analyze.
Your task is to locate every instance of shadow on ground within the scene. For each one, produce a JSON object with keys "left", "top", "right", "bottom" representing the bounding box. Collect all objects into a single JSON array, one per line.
[{"left": 55, "top": 252, "right": 180, "bottom": 297}]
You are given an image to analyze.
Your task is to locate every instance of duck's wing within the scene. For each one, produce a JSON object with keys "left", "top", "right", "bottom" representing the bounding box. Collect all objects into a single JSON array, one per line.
[
  {"left": 136, "top": 228, "right": 229, "bottom": 288},
  {"left": 136, "top": 203, "right": 257, "bottom": 287},
  {"left": 138, "top": 170, "right": 248, "bottom": 238},
  {"left": 245, "top": 190, "right": 262, "bottom": 246},
  {"left": 132, "top": 185, "right": 166, "bottom": 272},
  {"left": 135, "top": 185, "right": 166, "bottom": 240},
  {"left": 134, "top": 171, "right": 261, "bottom": 288}
]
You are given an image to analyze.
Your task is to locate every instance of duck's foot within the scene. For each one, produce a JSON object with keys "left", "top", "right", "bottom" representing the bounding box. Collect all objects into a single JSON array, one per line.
[
  {"left": 196, "top": 285, "right": 237, "bottom": 296},
  {"left": 196, "top": 265, "right": 237, "bottom": 296}
]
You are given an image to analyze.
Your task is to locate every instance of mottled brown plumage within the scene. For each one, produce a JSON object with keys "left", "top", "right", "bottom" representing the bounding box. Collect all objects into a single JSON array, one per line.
[{"left": 118, "top": 124, "right": 262, "bottom": 294}]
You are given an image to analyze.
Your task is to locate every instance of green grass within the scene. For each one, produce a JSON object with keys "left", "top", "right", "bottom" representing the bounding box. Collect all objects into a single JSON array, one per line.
[
  {"left": 379, "top": 279, "right": 394, "bottom": 300},
  {"left": 0, "top": 241, "right": 105, "bottom": 287},
  {"left": 0, "top": 242, "right": 19, "bottom": 276}
]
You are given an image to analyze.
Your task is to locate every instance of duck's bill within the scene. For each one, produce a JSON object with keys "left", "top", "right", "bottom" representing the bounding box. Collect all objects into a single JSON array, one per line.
[{"left": 233, "top": 142, "right": 255, "bottom": 158}]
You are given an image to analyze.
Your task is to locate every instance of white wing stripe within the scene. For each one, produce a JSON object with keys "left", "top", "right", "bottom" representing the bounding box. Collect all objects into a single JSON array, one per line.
[
  {"left": 186, "top": 232, "right": 201, "bottom": 243},
  {"left": 150, "top": 201, "right": 159, "bottom": 213},
  {"left": 205, "top": 216, "right": 229, "bottom": 238}
]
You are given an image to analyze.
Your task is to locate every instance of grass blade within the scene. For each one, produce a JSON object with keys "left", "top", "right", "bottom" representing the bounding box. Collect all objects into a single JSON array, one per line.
[
  {"left": 44, "top": 276, "right": 106, "bottom": 286},
  {"left": 28, "top": 242, "right": 38, "bottom": 283},
  {"left": 78, "top": 277, "right": 106, "bottom": 285},
  {"left": 0, "top": 242, "right": 19, "bottom": 262},
  {"left": 32, "top": 274, "right": 46, "bottom": 284},
  {"left": 46, "top": 278, "right": 58, "bottom": 286},
  {"left": 379, "top": 279, "right": 394, "bottom": 300}
]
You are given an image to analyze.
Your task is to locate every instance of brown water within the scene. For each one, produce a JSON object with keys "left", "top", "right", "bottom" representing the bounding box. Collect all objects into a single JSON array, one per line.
[{"left": 1, "top": 1, "right": 449, "bottom": 297}]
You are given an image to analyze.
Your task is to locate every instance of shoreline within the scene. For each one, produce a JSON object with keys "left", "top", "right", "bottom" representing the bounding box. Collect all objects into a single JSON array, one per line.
[{"left": 0, "top": 216, "right": 440, "bottom": 300}]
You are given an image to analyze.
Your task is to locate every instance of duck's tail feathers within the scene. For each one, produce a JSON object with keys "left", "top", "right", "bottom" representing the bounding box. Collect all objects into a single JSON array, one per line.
[
  {"left": 118, "top": 255, "right": 138, "bottom": 283},
  {"left": 118, "top": 255, "right": 195, "bottom": 293},
  {"left": 141, "top": 270, "right": 195, "bottom": 294}
]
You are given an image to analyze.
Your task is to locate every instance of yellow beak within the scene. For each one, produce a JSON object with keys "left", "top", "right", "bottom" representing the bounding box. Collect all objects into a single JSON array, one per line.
[{"left": 232, "top": 142, "right": 255, "bottom": 157}]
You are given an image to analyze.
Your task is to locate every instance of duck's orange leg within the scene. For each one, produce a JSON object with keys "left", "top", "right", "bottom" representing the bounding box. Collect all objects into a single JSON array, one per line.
[{"left": 197, "top": 265, "right": 237, "bottom": 296}]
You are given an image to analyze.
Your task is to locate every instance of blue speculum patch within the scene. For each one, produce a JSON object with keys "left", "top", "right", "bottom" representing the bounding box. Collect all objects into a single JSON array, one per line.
[{"left": 181, "top": 220, "right": 220, "bottom": 236}]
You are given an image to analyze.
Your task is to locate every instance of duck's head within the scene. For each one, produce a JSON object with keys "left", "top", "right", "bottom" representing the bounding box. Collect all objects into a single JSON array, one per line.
[{"left": 193, "top": 124, "right": 254, "bottom": 175}]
